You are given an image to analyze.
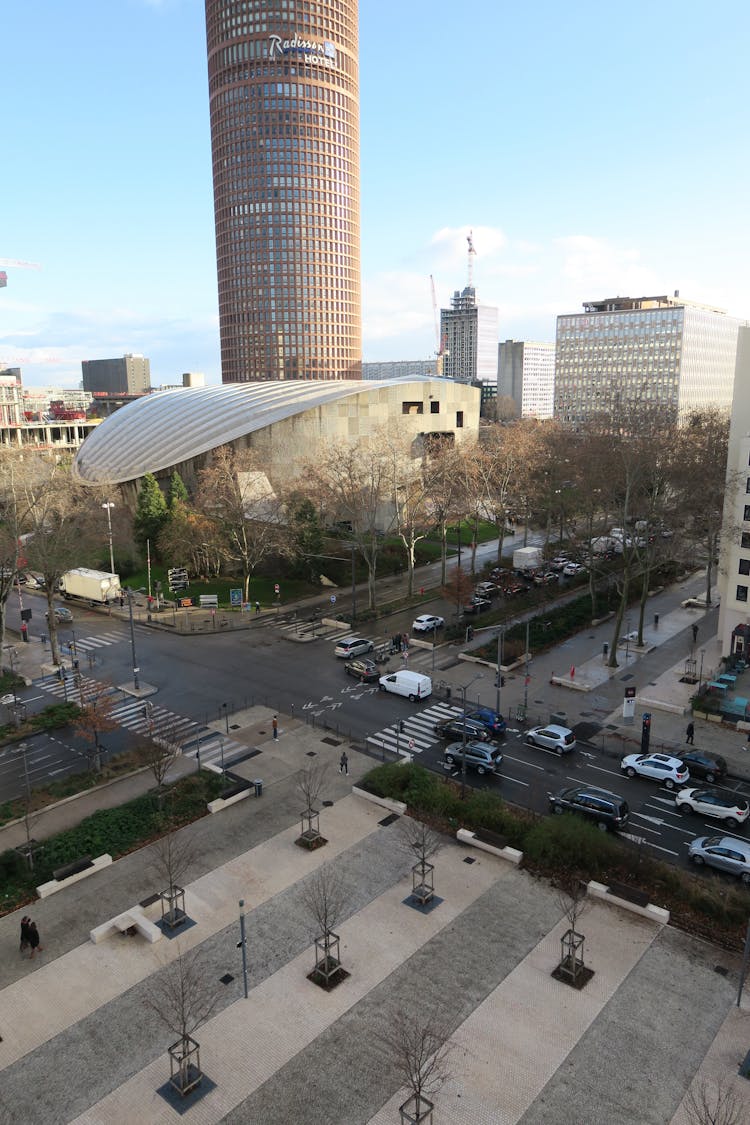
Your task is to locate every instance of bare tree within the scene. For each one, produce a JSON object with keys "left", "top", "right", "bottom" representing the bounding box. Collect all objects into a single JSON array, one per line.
[
  {"left": 137, "top": 713, "right": 184, "bottom": 804},
  {"left": 300, "top": 865, "right": 348, "bottom": 986},
  {"left": 145, "top": 946, "right": 219, "bottom": 1097},
  {"left": 151, "top": 821, "right": 198, "bottom": 929},
  {"left": 296, "top": 761, "right": 328, "bottom": 847},
  {"left": 555, "top": 875, "right": 589, "bottom": 935},
  {"left": 384, "top": 437, "right": 435, "bottom": 598},
  {"left": 72, "top": 682, "right": 118, "bottom": 772},
  {"left": 554, "top": 876, "right": 591, "bottom": 986},
  {"left": 400, "top": 816, "right": 443, "bottom": 905},
  {"left": 683, "top": 1078, "right": 746, "bottom": 1125},
  {"left": 422, "top": 442, "right": 464, "bottom": 585},
  {"left": 374, "top": 1002, "right": 454, "bottom": 1124},
  {"left": 441, "top": 566, "right": 474, "bottom": 623}
]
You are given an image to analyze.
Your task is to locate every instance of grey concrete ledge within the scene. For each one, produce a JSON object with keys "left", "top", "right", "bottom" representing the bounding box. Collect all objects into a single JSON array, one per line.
[
  {"left": 638, "top": 695, "right": 688, "bottom": 716},
  {"left": 351, "top": 786, "right": 407, "bottom": 815},
  {"left": 587, "top": 879, "right": 670, "bottom": 924},
  {"left": 37, "top": 853, "right": 112, "bottom": 899},
  {"left": 550, "top": 673, "right": 593, "bottom": 692},
  {"left": 457, "top": 827, "right": 523, "bottom": 865},
  {"left": 207, "top": 788, "right": 251, "bottom": 814}
]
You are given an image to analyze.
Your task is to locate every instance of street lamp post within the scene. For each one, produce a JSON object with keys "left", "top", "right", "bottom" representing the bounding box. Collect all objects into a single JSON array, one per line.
[
  {"left": 350, "top": 544, "right": 357, "bottom": 623},
  {"left": 125, "top": 588, "right": 140, "bottom": 691},
  {"left": 459, "top": 672, "right": 483, "bottom": 800},
  {"left": 495, "top": 628, "right": 504, "bottom": 715},
  {"left": 219, "top": 735, "right": 226, "bottom": 774},
  {"left": 13, "top": 741, "right": 34, "bottom": 870},
  {"left": 222, "top": 702, "right": 229, "bottom": 735},
  {"left": 238, "top": 899, "right": 249, "bottom": 999},
  {"left": 102, "top": 502, "right": 115, "bottom": 575}
]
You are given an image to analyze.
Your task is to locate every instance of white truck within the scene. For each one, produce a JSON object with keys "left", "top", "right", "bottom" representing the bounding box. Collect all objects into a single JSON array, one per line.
[
  {"left": 513, "top": 546, "right": 543, "bottom": 573},
  {"left": 59, "top": 568, "right": 122, "bottom": 604}
]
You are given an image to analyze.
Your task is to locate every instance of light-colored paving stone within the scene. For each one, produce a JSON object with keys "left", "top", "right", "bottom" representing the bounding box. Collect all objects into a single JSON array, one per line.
[
  {"left": 368, "top": 902, "right": 661, "bottom": 1124},
  {"left": 670, "top": 1003, "right": 750, "bottom": 1124},
  {"left": 70, "top": 841, "right": 511, "bottom": 1124},
  {"left": 0, "top": 794, "right": 383, "bottom": 1070}
]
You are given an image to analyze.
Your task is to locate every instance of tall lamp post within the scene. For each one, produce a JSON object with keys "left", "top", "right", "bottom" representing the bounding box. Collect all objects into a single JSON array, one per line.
[
  {"left": 102, "top": 502, "right": 115, "bottom": 575},
  {"left": 459, "top": 672, "right": 484, "bottom": 800},
  {"left": 495, "top": 628, "right": 504, "bottom": 715},
  {"left": 125, "top": 588, "right": 140, "bottom": 691},
  {"left": 13, "top": 741, "right": 34, "bottom": 870}
]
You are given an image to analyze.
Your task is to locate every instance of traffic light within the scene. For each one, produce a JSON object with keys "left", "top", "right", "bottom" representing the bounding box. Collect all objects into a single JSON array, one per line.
[
  {"left": 399, "top": 720, "right": 405, "bottom": 733},
  {"left": 641, "top": 712, "right": 651, "bottom": 753}
]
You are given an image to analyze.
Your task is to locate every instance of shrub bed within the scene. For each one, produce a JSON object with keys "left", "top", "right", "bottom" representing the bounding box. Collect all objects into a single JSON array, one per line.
[
  {"left": 0, "top": 701, "right": 81, "bottom": 746},
  {"left": 361, "top": 763, "right": 750, "bottom": 951},
  {"left": 0, "top": 771, "right": 225, "bottom": 915}
]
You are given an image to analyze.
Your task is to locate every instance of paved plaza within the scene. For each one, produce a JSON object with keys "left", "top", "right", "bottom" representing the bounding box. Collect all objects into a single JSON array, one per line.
[{"left": 1, "top": 715, "right": 750, "bottom": 1124}]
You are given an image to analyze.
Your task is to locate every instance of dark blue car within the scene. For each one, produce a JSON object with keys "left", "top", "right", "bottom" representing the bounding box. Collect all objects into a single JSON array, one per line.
[{"left": 465, "top": 707, "right": 506, "bottom": 737}]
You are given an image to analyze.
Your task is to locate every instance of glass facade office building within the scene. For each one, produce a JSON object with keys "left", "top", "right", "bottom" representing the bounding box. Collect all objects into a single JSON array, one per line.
[
  {"left": 205, "top": 1, "right": 361, "bottom": 383},
  {"left": 554, "top": 295, "right": 747, "bottom": 425}
]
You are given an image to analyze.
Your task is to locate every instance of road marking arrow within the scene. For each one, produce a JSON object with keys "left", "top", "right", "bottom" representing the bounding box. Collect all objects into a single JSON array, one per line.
[{"left": 633, "top": 814, "right": 666, "bottom": 826}]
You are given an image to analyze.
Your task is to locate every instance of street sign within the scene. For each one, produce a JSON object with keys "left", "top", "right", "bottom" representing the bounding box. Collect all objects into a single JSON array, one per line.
[
  {"left": 330, "top": 594, "right": 337, "bottom": 604},
  {"left": 274, "top": 583, "right": 280, "bottom": 594},
  {"left": 230, "top": 588, "right": 242, "bottom": 607},
  {"left": 408, "top": 738, "right": 414, "bottom": 750}
]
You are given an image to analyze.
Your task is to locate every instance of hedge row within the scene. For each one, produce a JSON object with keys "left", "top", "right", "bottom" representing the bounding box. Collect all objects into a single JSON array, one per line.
[{"left": 363, "top": 762, "right": 750, "bottom": 947}]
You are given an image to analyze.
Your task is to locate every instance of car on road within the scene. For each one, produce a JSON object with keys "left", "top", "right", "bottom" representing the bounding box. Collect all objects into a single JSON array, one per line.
[
  {"left": 674, "top": 788, "right": 749, "bottom": 828},
  {"left": 620, "top": 752, "right": 689, "bottom": 789},
  {"left": 465, "top": 706, "right": 507, "bottom": 737},
  {"left": 525, "top": 724, "right": 576, "bottom": 755},
  {"left": 688, "top": 836, "right": 750, "bottom": 883},
  {"left": 45, "top": 606, "right": 74, "bottom": 624},
  {"left": 562, "top": 562, "right": 586, "bottom": 577},
  {"left": 547, "top": 785, "right": 630, "bottom": 832},
  {"left": 344, "top": 658, "right": 380, "bottom": 683},
  {"left": 474, "top": 582, "right": 500, "bottom": 599},
  {"left": 462, "top": 597, "right": 491, "bottom": 616},
  {"left": 549, "top": 556, "right": 570, "bottom": 572},
  {"left": 443, "top": 741, "right": 503, "bottom": 776},
  {"left": 502, "top": 582, "right": 526, "bottom": 598},
  {"left": 334, "top": 637, "right": 374, "bottom": 659},
  {"left": 532, "top": 570, "right": 559, "bottom": 586},
  {"left": 434, "top": 716, "right": 491, "bottom": 742},
  {"left": 412, "top": 614, "right": 445, "bottom": 633},
  {"left": 680, "top": 750, "right": 727, "bottom": 784}
]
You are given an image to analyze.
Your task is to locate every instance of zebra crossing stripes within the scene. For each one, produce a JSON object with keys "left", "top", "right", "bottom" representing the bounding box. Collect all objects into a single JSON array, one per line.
[
  {"left": 368, "top": 701, "right": 463, "bottom": 757},
  {"left": 38, "top": 672, "right": 119, "bottom": 704},
  {"left": 109, "top": 698, "right": 198, "bottom": 743},
  {"left": 70, "top": 631, "right": 127, "bottom": 651}
]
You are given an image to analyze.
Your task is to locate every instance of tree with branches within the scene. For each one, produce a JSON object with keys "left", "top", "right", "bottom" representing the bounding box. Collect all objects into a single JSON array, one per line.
[
  {"left": 422, "top": 441, "right": 464, "bottom": 586},
  {"left": 145, "top": 946, "right": 219, "bottom": 1097},
  {"left": 442, "top": 566, "right": 474, "bottom": 623},
  {"left": 683, "top": 1078, "right": 745, "bottom": 1125},
  {"left": 296, "top": 761, "right": 328, "bottom": 848},
  {"left": 299, "top": 865, "right": 349, "bottom": 987},
  {"left": 374, "top": 999, "right": 454, "bottom": 1125},
  {"left": 150, "top": 819, "right": 198, "bottom": 929},
  {"left": 400, "top": 816, "right": 443, "bottom": 906},
  {"left": 72, "top": 682, "right": 118, "bottom": 773}
]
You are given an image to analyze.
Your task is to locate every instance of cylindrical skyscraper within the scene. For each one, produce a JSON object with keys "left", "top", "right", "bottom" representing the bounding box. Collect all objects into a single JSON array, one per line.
[{"left": 205, "top": 1, "right": 361, "bottom": 382}]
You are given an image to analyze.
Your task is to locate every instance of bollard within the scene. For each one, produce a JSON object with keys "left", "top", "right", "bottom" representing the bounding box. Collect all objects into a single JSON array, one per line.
[{"left": 654, "top": 613, "right": 659, "bottom": 628}]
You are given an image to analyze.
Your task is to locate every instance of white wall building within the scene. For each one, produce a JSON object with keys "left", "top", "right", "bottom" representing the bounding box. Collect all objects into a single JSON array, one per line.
[
  {"left": 718, "top": 326, "right": 750, "bottom": 658},
  {"left": 554, "top": 294, "right": 748, "bottom": 425},
  {"left": 441, "top": 287, "right": 498, "bottom": 384},
  {"left": 498, "top": 340, "right": 555, "bottom": 418}
]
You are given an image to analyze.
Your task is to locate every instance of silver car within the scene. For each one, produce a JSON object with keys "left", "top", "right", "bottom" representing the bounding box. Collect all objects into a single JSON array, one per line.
[
  {"left": 688, "top": 836, "right": 750, "bottom": 883},
  {"left": 334, "top": 637, "right": 374, "bottom": 659},
  {"left": 525, "top": 724, "right": 576, "bottom": 755}
]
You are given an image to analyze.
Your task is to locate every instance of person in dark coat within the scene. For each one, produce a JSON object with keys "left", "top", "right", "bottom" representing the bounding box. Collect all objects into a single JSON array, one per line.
[
  {"left": 19, "top": 916, "right": 31, "bottom": 957},
  {"left": 686, "top": 722, "right": 695, "bottom": 745},
  {"left": 339, "top": 751, "right": 349, "bottom": 776},
  {"left": 28, "top": 921, "right": 43, "bottom": 959}
]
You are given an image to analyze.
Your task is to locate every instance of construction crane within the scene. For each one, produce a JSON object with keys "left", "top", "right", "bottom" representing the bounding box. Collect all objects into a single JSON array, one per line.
[
  {"left": 430, "top": 274, "right": 447, "bottom": 377},
  {"left": 466, "top": 230, "right": 476, "bottom": 289}
]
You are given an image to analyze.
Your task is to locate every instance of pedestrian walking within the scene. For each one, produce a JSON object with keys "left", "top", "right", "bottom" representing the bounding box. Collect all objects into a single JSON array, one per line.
[
  {"left": 255, "top": 600, "right": 261, "bottom": 614},
  {"left": 339, "top": 751, "right": 349, "bottom": 775},
  {"left": 686, "top": 721, "right": 695, "bottom": 745},
  {"left": 19, "top": 916, "right": 31, "bottom": 957},
  {"left": 28, "top": 921, "right": 43, "bottom": 959},
  {"left": 272, "top": 715, "right": 278, "bottom": 740}
]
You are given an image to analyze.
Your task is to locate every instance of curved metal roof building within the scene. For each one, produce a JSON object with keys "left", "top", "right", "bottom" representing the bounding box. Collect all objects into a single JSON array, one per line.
[{"left": 73, "top": 378, "right": 480, "bottom": 487}]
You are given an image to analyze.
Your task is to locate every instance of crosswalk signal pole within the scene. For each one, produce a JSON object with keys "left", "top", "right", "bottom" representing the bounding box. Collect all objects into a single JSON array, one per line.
[{"left": 125, "top": 589, "right": 140, "bottom": 692}]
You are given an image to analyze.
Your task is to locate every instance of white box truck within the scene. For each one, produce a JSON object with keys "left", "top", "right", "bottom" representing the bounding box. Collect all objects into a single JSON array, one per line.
[
  {"left": 59, "top": 568, "right": 122, "bottom": 604},
  {"left": 513, "top": 546, "right": 543, "bottom": 573}
]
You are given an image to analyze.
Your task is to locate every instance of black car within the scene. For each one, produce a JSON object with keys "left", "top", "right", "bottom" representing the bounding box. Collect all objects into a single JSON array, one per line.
[
  {"left": 680, "top": 750, "right": 727, "bottom": 784},
  {"left": 434, "top": 716, "right": 491, "bottom": 742},
  {"left": 462, "top": 597, "right": 491, "bottom": 616},
  {"left": 547, "top": 785, "right": 630, "bottom": 832},
  {"left": 344, "top": 658, "right": 380, "bottom": 683}
]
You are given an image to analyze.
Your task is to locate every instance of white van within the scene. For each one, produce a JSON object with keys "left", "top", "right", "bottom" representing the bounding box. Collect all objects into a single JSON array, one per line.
[{"left": 378, "top": 670, "right": 432, "bottom": 702}]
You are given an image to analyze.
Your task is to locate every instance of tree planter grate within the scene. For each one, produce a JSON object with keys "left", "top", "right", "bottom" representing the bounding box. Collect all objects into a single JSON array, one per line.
[{"left": 378, "top": 813, "right": 400, "bottom": 827}]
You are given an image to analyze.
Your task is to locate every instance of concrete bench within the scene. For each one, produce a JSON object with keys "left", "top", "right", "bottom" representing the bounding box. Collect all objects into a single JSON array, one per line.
[{"left": 90, "top": 907, "right": 162, "bottom": 945}]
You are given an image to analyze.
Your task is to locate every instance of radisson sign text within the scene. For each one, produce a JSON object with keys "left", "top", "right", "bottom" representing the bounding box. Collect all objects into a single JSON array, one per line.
[{"left": 268, "top": 33, "right": 337, "bottom": 67}]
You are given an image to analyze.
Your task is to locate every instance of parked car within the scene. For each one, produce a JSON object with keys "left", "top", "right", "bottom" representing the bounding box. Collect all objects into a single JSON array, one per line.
[
  {"left": 489, "top": 567, "right": 510, "bottom": 581},
  {"left": 412, "top": 614, "right": 445, "bottom": 633},
  {"left": 45, "top": 606, "right": 73, "bottom": 623},
  {"left": 620, "top": 752, "right": 689, "bottom": 790},
  {"left": 533, "top": 570, "right": 559, "bottom": 586},
  {"left": 434, "top": 716, "right": 491, "bottom": 742},
  {"left": 680, "top": 750, "right": 727, "bottom": 784},
  {"left": 562, "top": 562, "right": 586, "bottom": 577},
  {"left": 463, "top": 597, "right": 491, "bottom": 616},
  {"left": 474, "top": 582, "right": 500, "bottom": 598},
  {"left": 443, "top": 741, "right": 503, "bottom": 776},
  {"left": 675, "top": 788, "right": 749, "bottom": 828},
  {"left": 549, "top": 556, "right": 570, "bottom": 572},
  {"left": 688, "top": 836, "right": 750, "bottom": 883},
  {"left": 525, "top": 724, "right": 576, "bottom": 755},
  {"left": 464, "top": 706, "right": 507, "bottom": 737},
  {"left": 334, "top": 636, "right": 374, "bottom": 659},
  {"left": 344, "top": 658, "right": 379, "bottom": 683},
  {"left": 548, "top": 785, "right": 630, "bottom": 832},
  {"left": 502, "top": 582, "right": 526, "bottom": 598}
]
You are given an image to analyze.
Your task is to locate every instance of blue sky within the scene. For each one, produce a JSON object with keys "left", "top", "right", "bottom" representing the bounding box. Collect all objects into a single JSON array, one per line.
[{"left": 3, "top": 0, "right": 749, "bottom": 388}]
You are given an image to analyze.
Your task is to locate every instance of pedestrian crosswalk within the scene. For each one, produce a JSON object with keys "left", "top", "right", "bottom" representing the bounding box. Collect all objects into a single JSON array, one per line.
[
  {"left": 367, "top": 701, "right": 463, "bottom": 758},
  {"left": 278, "top": 621, "right": 439, "bottom": 671},
  {"left": 67, "top": 630, "right": 128, "bottom": 651},
  {"left": 36, "top": 673, "right": 249, "bottom": 770}
]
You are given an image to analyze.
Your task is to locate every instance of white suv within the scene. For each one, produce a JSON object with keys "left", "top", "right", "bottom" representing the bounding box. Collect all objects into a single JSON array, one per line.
[
  {"left": 334, "top": 637, "right": 374, "bottom": 659},
  {"left": 621, "top": 753, "right": 688, "bottom": 790}
]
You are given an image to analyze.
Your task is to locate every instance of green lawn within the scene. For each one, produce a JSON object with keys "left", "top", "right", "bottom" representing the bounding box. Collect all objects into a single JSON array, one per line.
[
  {"left": 122, "top": 566, "right": 319, "bottom": 607},
  {"left": 445, "top": 519, "right": 497, "bottom": 546}
]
